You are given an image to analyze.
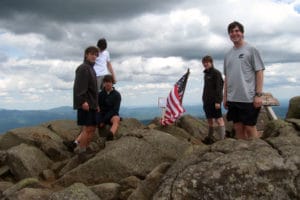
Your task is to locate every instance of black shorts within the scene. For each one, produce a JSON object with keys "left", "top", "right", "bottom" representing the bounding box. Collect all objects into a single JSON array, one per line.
[
  {"left": 203, "top": 102, "right": 223, "bottom": 119},
  {"left": 226, "top": 101, "right": 260, "bottom": 126},
  {"left": 97, "top": 112, "right": 119, "bottom": 125},
  {"left": 77, "top": 109, "right": 97, "bottom": 126}
]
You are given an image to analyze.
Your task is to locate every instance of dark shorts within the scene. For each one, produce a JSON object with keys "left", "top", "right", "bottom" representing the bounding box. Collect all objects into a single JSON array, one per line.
[
  {"left": 97, "top": 112, "right": 119, "bottom": 125},
  {"left": 203, "top": 102, "right": 223, "bottom": 119},
  {"left": 226, "top": 101, "right": 260, "bottom": 126},
  {"left": 77, "top": 109, "right": 97, "bottom": 126}
]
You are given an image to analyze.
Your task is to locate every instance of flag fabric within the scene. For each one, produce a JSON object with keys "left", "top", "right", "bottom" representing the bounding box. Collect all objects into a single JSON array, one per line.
[{"left": 161, "top": 69, "right": 190, "bottom": 126}]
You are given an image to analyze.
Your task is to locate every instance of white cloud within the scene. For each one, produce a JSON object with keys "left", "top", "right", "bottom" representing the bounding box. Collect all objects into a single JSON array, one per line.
[{"left": 0, "top": 0, "right": 300, "bottom": 109}]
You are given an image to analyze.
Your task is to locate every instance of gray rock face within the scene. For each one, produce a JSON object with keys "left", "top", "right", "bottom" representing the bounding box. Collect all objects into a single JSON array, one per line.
[
  {"left": 0, "top": 107, "right": 299, "bottom": 200},
  {"left": 57, "top": 129, "right": 191, "bottom": 186},
  {"left": 5, "top": 187, "right": 52, "bottom": 200},
  {"left": 89, "top": 182, "right": 121, "bottom": 200},
  {"left": 49, "top": 182, "right": 100, "bottom": 200},
  {"left": 153, "top": 137, "right": 299, "bottom": 200},
  {"left": 6, "top": 144, "right": 53, "bottom": 180},
  {"left": 286, "top": 96, "right": 300, "bottom": 119},
  {"left": 128, "top": 162, "right": 171, "bottom": 200},
  {"left": 0, "top": 126, "right": 71, "bottom": 161},
  {"left": 41, "top": 120, "right": 81, "bottom": 141}
]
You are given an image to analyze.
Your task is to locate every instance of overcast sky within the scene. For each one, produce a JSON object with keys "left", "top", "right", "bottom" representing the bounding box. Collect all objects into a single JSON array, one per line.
[{"left": 0, "top": 0, "right": 300, "bottom": 110}]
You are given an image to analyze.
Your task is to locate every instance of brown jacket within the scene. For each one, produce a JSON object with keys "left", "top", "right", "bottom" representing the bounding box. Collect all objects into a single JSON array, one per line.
[{"left": 73, "top": 60, "right": 98, "bottom": 110}]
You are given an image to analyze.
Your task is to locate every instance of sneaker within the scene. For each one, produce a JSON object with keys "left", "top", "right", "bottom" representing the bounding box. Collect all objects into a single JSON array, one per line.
[
  {"left": 63, "top": 140, "right": 77, "bottom": 152},
  {"left": 74, "top": 146, "right": 86, "bottom": 154}
]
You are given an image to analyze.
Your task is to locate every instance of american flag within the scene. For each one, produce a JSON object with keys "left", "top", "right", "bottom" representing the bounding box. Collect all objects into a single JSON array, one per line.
[{"left": 161, "top": 69, "right": 190, "bottom": 126}]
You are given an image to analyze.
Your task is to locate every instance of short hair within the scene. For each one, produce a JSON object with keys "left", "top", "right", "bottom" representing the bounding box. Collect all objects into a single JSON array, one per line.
[
  {"left": 84, "top": 46, "right": 99, "bottom": 60},
  {"left": 103, "top": 74, "right": 113, "bottom": 83},
  {"left": 202, "top": 55, "right": 213, "bottom": 64},
  {"left": 227, "top": 21, "right": 244, "bottom": 34},
  {"left": 97, "top": 38, "right": 107, "bottom": 50}
]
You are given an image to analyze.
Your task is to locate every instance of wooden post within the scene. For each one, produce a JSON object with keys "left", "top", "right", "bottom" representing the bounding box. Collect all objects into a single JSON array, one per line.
[
  {"left": 261, "top": 92, "right": 280, "bottom": 120},
  {"left": 158, "top": 97, "right": 167, "bottom": 122},
  {"left": 264, "top": 106, "right": 278, "bottom": 120}
]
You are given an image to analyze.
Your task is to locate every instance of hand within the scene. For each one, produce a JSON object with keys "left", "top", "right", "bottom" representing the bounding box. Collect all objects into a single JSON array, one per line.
[
  {"left": 223, "top": 101, "right": 228, "bottom": 110},
  {"left": 223, "top": 96, "right": 228, "bottom": 110},
  {"left": 253, "top": 96, "right": 263, "bottom": 108},
  {"left": 215, "top": 103, "right": 221, "bottom": 109},
  {"left": 82, "top": 102, "right": 89, "bottom": 111}
]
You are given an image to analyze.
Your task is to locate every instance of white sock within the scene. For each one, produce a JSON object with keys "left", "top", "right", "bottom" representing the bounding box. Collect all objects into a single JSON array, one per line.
[{"left": 218, "top": 126, "right": 226, "bottom": 139}]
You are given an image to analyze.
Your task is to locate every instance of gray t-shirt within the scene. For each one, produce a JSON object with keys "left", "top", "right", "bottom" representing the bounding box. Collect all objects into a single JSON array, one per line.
[{"left": 224, "top": 43, "right": 265, "bottom": 103}]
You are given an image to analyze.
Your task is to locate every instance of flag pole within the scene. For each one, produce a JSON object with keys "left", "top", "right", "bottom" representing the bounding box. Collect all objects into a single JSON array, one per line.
[
  {"left": 160, "top": 68, "right": 190, "bottom": 126},
  {"left": 175, "top": 68, "right": 189, "bottom": 126},
  {"left": 161, "top": 107, "right": 166, "bottom": 121},
  {"left": 180, "top": 68, "right": 190, "bottom": 104},
  {"left": 158, "top": 97, "right": 167, "bottom": 125}
]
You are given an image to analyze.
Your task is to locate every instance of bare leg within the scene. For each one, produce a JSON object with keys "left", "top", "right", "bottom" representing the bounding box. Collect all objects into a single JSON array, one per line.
[
  {"left": 110, "top": 116, "right": 120, "bottom": 135},
  {"left": 245, "top": 125, "right": 259, "bottom": 139},
  {"left": 216, "top": 117, "right": 225, "bottom": 126},
  {"left": 234, "top": 122, "right": 247, "bottom": 139},
  {"left": 76, "top": 126, "right": 96, "bottom": 148},
  {"left": 207, "top": 118, "right": 214, "bottom": 127}
]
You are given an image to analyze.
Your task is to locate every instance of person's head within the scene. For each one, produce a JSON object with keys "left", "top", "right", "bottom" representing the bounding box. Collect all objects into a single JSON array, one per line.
[
  {"left": 227, "top": 21, "right": 244, "bottom": 45},
  {"left": 97, "top": 38, "right": 107, "bottom": 51},
  {"left": 227, "top": 21, "right": 244, "bottom": 34},
  {"left": 202, "top": 55, "right": 214, "bottom": 70},
  {"left": 103, "top": 74, "right": 114, "bottom": 91},
  {"left": 84, "top": 46, "right": 99, "bottom": 62}
]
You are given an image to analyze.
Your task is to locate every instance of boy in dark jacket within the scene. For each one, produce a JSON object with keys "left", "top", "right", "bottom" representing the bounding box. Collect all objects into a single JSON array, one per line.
[
  {"left": 202, "top": 55, "right": 226, "bottom": 143},
  {"left": 97, "top": 75, "right": 121, "bottom": 140},
  {"left": 64, "top": 46, "right": 99, "bottom": 153}
]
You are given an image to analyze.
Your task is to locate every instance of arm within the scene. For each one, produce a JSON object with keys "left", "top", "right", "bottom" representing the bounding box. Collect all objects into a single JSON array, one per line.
[
  {"left": 254, "top": 70, "right": 264, "bottom": 108},
  {"left": 75, "top": 67, "right": 90, "bottom": 110},
  {"left": 107, "top": 61, "right": 116, "bottom": 84},
  {"left": 255, "top": 70, "right": 264, "bottom": 95},
  {"left": 223, "top": 76, "right": 228, "bottom": 109},
  {"left": 215, "top": 72, "right": 223, "bottom": 109}
]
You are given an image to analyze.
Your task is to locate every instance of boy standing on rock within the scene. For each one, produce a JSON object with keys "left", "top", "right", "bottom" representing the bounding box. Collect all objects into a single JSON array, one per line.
[
  {"left": 94, "top": 38, "right": 116, "bottom": 91},
  {"left": 223, "top": 21, "right": 265, "bottom": 139},
  {"left": 201, "top": 55, "right": 226, "bottom": 144},
  {"left": 64, "top": 46, "right": 99, "bottom": 153}
]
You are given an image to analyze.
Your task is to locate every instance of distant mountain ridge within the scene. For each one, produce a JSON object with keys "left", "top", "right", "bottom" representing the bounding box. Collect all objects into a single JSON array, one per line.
[{"left": 0, "top": 101, "right": 289, "bottom": 134}]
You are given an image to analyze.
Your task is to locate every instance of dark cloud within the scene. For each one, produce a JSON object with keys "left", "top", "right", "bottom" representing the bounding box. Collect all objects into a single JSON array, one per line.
[
  {"left": 0, "top": 0, "right": 179, "bottom": 36},
  {"left": 1, "top": 0, "right": 179, "bottom": 21}
]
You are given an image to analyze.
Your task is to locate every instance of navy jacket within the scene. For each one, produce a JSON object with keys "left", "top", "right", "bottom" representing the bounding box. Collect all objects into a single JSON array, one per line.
[
  {"left": 98, "top": 88, "right": 121, "bottom": 119},
  {"left": 202, "top": 67, "right": 224, "bottom": 104}
]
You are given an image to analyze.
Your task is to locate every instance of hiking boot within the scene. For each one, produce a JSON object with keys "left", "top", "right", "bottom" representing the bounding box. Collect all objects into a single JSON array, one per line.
[
  {"left": 97, "top": 137, "right": 106, "bottom": 149},
  {"left": 106, "top": 131, "right": 114, "bottom": 141},
  {"left": 63, "top": 140, "right": 77, "bottom": 152},
  {"left": 202, "top": 136, "right": 215, "bottom": 145}
]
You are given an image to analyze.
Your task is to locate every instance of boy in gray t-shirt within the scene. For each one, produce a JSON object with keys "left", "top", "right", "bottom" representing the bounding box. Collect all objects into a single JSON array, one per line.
[{"left": 223, "top": 21, "right": 265, "bottom": 140}]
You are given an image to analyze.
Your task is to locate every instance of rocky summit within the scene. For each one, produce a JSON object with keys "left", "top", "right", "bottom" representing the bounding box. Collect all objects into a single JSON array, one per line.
[{"left": 0, "top": 97, "right": 299, "bottom": 200}]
